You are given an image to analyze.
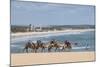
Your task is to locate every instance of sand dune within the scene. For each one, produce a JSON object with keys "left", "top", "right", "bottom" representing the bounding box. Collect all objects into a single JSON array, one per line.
[{"left": 11, "top": 52, "right": 95, "bottom": 66}]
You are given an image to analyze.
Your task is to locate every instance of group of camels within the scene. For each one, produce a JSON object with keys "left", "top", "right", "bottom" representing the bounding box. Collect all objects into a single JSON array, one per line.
[{"left": 23, "top": 39, "right": 72, "bottom": 53}]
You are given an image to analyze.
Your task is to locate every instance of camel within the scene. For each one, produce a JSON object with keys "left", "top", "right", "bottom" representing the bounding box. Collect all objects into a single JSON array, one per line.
[
  {"left": 61, "top": 40, "right": 72, "bottom": 51},
  {"left": 48, "top": 40, "right": 61, "bottom": 52},
  {"left": 23, "top": 41, "right": 36, "bottom": 53},
  {"left": 23, "top": 40, "right": 72, "bottom": 53},
  {"left": 23, "top": 40, "right": 46, "bottom": 53}
]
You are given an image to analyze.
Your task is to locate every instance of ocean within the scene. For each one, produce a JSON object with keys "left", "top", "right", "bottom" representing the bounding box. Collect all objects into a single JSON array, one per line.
[{"left": 11, "top": 30, "right": 95, "bottom": 53}]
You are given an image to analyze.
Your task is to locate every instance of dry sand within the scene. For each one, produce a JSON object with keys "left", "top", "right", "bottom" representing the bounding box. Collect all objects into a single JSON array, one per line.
[{"left": 11, "top": 52, "right": 95, "bottom": 66}]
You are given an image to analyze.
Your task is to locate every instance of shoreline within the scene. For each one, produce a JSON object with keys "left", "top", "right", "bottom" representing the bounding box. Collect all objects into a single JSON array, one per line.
[
  {"left": 11, "top": 51, "right": 95, "bottom": 66},
  {"left": 11, "top": 29, "right": 95, "bottom": 37}
]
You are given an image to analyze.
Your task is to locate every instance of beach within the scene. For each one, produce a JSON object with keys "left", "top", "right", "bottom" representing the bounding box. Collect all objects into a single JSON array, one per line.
[
  {"left": 11, "top": 29, "right": 95, "bottom": 53},
  {"left": 11, "top": 29, "right": 95, "bottom": 66},
  {"left": 10, "top": 1, "right": 95, "bottom": 66},
  {"left": 11, "top": 52, "right": 95, "bottom": 66},
  {"left": 11, "top": 29, "right": 94, "bottom": 37}
]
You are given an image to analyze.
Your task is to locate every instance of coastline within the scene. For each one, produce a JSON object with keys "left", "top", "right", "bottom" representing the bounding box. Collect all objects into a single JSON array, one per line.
[
  {"left": 11, "top": 29, "right": 95, "bottom": 66},
  {"left": 11, "top": 29, "right": 95, "bottom": 37},
  {"left": 11, "top": 51, "right": 95, "bottom": 66}
]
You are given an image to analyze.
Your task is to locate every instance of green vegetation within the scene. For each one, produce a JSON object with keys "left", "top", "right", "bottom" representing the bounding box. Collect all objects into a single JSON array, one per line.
[{"left": 11, "top": 25, "right": 95, "bottom": 33}]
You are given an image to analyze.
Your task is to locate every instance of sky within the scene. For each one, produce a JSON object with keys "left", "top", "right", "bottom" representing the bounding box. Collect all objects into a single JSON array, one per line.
[{"left": 11, "top": 0, "right": 95, "bottom": 26}]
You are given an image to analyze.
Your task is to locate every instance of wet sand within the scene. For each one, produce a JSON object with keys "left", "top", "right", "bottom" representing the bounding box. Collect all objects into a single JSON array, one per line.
[{"left": 11, "top": 52, "right": 95, "bottom": 66}]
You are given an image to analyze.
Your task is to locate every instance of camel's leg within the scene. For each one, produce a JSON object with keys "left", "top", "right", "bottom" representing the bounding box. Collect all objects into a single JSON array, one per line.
[
  {"left": 23, "top": 48, "right": 25, "bottom": 53},
  {"left": 26, "top": 49, "right": 28, "bottom": 53},
  {"left": 31, "top": 49, "right": 34, "bottom": 52},
  {"left": 58, "top": 47, "right": 60, "bottom": 52},
  {"left": 33, "top": 49, "right": 35, "bottom": 52},
  {"left": 35, "top": 49, "right": 37, "bottom": 53},
  {"left": 67, "top": 48, "right": 70, "bottom": 52},
  {"left": 35, "top": 48, "right": 38, "bottom": 53},
  {"left": 48, "top": 48, "right": 50, "bottom": 52},
  {"left": 41, "top": 47, "right": 45, "bottom": 52},
  {"left": 64, "top": 47, "right": 66, "bottom": 51},
  {"left": 68, "top": 47, "right": 72, "bottom": 51},
  {"left": 55, "top": 47, "right": 58, "bottom": 52},
  {"left": 41, "top": 48, "right": 43, "bottom": 52},
  {"left": 67, "top": 45, "right": 72, "bottom": 51},
  {"left": 61, "top": 46, "right": 64, "bottom": 51},
  {"left": 48, "top": 47, "right": 52, "bottom": 52}
]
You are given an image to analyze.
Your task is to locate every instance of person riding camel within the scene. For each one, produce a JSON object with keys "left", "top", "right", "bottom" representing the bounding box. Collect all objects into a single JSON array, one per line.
[
  {"left": 50, "top": 39, "right": 56, "bottom": 46},
  {"left": 64, "top": 40, "right": 68, "bottom": 45},
  {"left": 37, "top": 40, "right": 42, "bottom": 46},
  {"left": 28, "top": 40, "right": 32, "bottom": 45},
  {"left": 64, "top": 40, "right": 71, "bottom": 47}
]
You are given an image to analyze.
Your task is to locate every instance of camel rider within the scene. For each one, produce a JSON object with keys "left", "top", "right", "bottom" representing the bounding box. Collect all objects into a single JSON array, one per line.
[
  {"left": 37, "top": 40, "right": 41, "bottom": 46},
  {"left": 28, "top": 40, "right": 32, "bottom": 44},
  {"left": 50, "top": 39, "right": 55, "bottom": 46},
  {"left": 64, "top": 40, "right": 70, "bottom": 46},
  {"left": 64, "top": 40, "right": 68, "bottom": 44}
]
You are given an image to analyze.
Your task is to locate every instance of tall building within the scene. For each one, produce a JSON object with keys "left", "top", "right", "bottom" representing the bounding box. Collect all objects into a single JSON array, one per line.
[
  {"left": 29, "top": 24, "right": 32, "bottom": 32},
  {"left": 32, "top": 25, "right": 35, "bottom": 32}
]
